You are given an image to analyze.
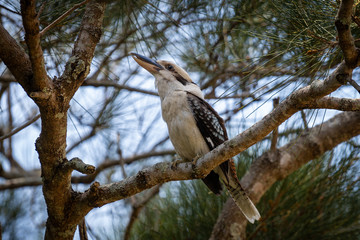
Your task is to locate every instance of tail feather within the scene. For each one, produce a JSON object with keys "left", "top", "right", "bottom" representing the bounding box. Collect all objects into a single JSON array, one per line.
[
  {"left": 225, "top": 182, "right": 261, "bottom": 224},
  {"left": 214, "top": 164, "right": 261, "bottom": 223}
]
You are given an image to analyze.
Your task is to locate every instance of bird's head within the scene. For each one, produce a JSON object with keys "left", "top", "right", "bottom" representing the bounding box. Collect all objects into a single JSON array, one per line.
[{"left": 131, "top": 53, "right": 202, "bottom": 100}]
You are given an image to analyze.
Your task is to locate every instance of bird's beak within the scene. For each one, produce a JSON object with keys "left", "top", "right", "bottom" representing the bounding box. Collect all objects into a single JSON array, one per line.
[{"left": 131, "top": 53, "right": 163, "bottom": 73}]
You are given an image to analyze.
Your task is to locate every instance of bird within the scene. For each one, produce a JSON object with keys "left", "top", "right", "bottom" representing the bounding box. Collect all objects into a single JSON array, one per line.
[{"left": 131, "top": 53, "right": 260, "bottom": 223}]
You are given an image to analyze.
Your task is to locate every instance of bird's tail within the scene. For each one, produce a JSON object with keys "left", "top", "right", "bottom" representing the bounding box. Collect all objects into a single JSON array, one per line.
[
  {"left": 214, "top": 164, "right": 261, "bottom": 224},
  {"left": 224, "top": 180, "right": 261, "bottom": 224}
]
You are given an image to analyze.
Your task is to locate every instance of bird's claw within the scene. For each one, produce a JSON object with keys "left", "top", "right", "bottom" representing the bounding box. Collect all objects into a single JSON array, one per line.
[
  {"left": 171, "top": 159, "right": 185, "bottom": 170},
  {"left": 192, "top": 154, "right": 201, "bottom": 166}
]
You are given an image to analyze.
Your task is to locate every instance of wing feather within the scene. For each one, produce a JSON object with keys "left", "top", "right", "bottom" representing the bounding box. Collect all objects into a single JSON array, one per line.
[
  {"left": 186, "top": 93, "right": 260, "bottom": 222},
  {"left": 187, "top": 92, "right": 240, "bottom": 191}
]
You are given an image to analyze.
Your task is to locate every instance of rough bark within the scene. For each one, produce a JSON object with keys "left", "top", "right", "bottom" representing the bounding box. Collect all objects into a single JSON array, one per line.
[
  {"left": 20, "top": 0, "right": 50, "bottom": 94},
  {"left": 335, "top": 0, "right": 359, "bottom": 68},
  {"left": 0, "top": 24, "right": 33, "bottom": 93}
]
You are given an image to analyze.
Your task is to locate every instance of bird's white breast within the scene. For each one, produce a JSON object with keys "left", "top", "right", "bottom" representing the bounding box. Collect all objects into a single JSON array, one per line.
[{"left": 161, "top": 90, "right": 210, "bottom": 161}]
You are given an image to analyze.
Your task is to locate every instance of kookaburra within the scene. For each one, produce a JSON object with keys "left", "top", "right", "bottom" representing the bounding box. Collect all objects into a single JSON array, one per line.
[{"left": 131, "top": 53, "right": 260, "bottom": 223}]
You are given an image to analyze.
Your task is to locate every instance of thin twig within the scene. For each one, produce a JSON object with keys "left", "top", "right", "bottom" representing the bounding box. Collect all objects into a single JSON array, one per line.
[
  {"left": 348, "top": 78, "right": 360, "bottom": 94},
  {"left": 0, "top": 4, "right": 20, "bottom": 15},
  {"left": 124, "top": 185, "right": 161, "bottom": 240},
  {"left": 36, "top": 2, "right": 46, "bottom": 19},
  {"left": 300, "top": 110, "right": 309, "bottom": 130},
  {"left": 82, "top": 79, "right": 159, "bottom": 96},
  {"left": 147, "top": 2, "right": 180, "bottom": 27},
  {"left": 7, "top": 87, "right": 13, "bottom": 164},
  {"left": 270, "top": 98, "right": 279, "bottom": 151},
  {"left": 0, "top": 176, "right": 42, "bottom": 190},
  {"left": 0, "top": 114, "right": 40, "bottom": 141},
  {"left": 117, "top": 133, "right": 128, "bottom": 178},
  {"left": 78, "top": 218, "right": 88, "bottom": 240},
  {"left": 39, "top": 0, "right": 90, "bottom": 37},
  {"left": 352, "top": 15, "right": 360, "bottom": 28}
]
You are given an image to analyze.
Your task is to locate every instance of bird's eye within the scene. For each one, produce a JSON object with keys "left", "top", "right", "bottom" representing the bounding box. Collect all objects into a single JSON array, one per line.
[{"left": 166, "top": 64, "right": 174, "bottom": 71}]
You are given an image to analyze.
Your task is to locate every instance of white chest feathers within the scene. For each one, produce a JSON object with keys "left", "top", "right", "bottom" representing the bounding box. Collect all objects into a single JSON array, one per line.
[{"left": 161, "top": 90, "right": 209, "bottom": 161}]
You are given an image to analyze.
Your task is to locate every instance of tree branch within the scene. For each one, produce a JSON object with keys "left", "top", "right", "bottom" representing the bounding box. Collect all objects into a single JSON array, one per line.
[
  {"left": 0, "top": 24, "right": 33, "bottom": 92},
  {"left": 124, "top": 185, "right": 161, "bottom": 240},
  {"left": 0, "top": 75, "right": 265, "bottom": 100},
  {"left": 71, "top": 149, "right": 176, "bottom": 184},
  {"left": 210, "top": 110, "right": 360, "bottom": 239},
  {"left": 82, "top": 79, "right": 159, "bottom": 96},
  {"left": 302, "top": 96, "right": 360, "bottom": 111},
  {"left": 0, "top": 149, "right": 175, "bottom": 190},
  {"left": 270, "top": 98, "right": 279, "bottom": 151},
  {"left": 348, "top": 78, "right": 360, "bottom": 94},
  {"left": 57, "top": 0, "right": 106, "bottom": 100},
  {"left": 335, "top": 0, "right": 359, "bottom": 68},
  {"left": 0, "top": 114, "right": 40, "bottom": 141},
  {"left": 30, "top": 1, "right": 107, "bottom": 238},
  {"left": 20, "top": 0, "right": 50, "bottom": 92},
  {"left": 0, "top": 176, "right": 42, "bottom": 190},
  {"left": 63, "top": 157, "right": 95, "bottom": 175}
]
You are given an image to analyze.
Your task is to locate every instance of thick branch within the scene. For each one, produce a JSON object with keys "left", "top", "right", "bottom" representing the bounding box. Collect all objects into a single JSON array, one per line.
[
  {"left": 57, "top": 0, "right": 106, "bottom": 99},
  {"left": 0, "top": 150, "right": 175, "bottom": 190},
  {"left": 0, "top": 24, "right": 33, "bottom": 92},
  {"left": 302, "top": 96, "right": 360, "bottom": 111},
  {"left": 335, "top": 0, "right": 359, "bottom": 68},
  {"left": 20, "top": 0, "right": 50, "bottom": 92},
  {"left": 210, "top": 111, "right": 360, "bottom": 239}
]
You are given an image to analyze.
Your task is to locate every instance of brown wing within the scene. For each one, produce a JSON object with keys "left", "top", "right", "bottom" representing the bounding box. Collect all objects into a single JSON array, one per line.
[
  {"left": 187, "top": 92, "right": 240, "bottom": 194},
  {"left": 187, "top": 93, "right": 260, "bottom": 222}
]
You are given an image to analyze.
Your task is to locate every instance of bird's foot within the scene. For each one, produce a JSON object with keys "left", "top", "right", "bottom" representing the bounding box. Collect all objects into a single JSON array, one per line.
[
  {"left": 192, "top": 154, "right": 202, "bottom": 166},
  {"left": 171, "top": 158, "right": 185, "bottom": 170}
]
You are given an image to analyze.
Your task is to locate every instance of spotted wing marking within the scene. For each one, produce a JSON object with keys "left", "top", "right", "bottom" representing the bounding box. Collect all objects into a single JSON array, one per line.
[
  {"left": 186, "top": 92, "right": 241, "bottom": 187},
  {"left": 186, "top": 92, "right": 227, "bottom": 149}
]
